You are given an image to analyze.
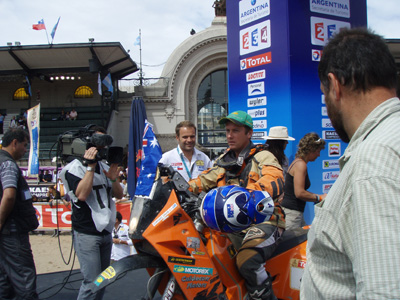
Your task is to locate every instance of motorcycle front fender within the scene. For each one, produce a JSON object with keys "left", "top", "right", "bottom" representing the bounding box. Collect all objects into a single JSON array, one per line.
[{"left": 88, "top": 254, "right": 166, "bottom": 294}]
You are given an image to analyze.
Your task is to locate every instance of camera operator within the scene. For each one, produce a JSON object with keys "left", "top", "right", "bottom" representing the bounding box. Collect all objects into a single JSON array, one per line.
[{"left": 60, "top": 126, "right": 123, "bottom": 300}]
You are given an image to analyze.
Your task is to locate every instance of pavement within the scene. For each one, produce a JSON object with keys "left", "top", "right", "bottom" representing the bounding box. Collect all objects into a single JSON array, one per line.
[{"left": 37, "top": 268, "right": 160, "bottom": 300}]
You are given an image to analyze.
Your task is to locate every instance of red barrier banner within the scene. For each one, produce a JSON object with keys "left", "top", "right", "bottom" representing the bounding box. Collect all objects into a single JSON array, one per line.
[{"left": 33, "top": 202, "right": 132, "bottom": 230}]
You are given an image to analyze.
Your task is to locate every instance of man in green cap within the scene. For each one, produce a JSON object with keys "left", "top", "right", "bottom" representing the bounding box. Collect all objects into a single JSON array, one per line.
[{"left": 188, "top": 111, "right": 285, "bottom": 300}]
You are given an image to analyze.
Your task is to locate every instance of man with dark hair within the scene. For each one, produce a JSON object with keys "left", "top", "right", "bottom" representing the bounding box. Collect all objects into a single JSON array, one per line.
[
  {"left": 0, "top": 128, "right": 39, "bottom": 299},
  {"left": 60, "top": 126, "right": 123, "bottom": 300},
  {"left": 159, "top": 120, "right": 212, "bottom": 182},
  {"left": 301, "top": 28, "right": 400, "bottom": 299},
  {"left": 189, "top": 111, "right": 285, "bottom": 300},
  {"left": 111, "top": 211, "right": 134, "bottom": 263}
]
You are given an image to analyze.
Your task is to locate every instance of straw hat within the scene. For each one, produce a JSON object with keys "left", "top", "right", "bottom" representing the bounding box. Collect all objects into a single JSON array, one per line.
[{"left": 265, "top": 126, "right": 295, "bottom": 141}]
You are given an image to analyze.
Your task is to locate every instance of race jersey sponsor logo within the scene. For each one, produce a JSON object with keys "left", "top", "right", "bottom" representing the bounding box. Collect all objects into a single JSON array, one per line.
[
  {"left": 239, "top": 0, "right": 270, "bottom": 26},
  {"left": 310, "top": 0, "right": 350, "bottom": 18},
  {"left": 240, "top": 52, "right": 272, "bottom": 70}
]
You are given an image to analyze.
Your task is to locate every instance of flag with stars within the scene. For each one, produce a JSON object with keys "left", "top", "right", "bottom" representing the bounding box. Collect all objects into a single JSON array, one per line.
[{"left": 134, "top": 120, "right": 162, "bottom": 196}]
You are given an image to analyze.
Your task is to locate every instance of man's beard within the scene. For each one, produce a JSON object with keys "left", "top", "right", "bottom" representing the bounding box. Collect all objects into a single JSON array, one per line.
[{"left": 326, "top": 96, "right": 350, "bottom": 143}]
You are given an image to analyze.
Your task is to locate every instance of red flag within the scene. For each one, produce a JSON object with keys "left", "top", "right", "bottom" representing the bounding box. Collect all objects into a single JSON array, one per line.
[{"left": 32, "top": 19, "right": 46, "bottom": 30}]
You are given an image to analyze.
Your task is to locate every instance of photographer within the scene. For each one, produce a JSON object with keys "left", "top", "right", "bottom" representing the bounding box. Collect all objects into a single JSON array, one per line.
[{"left": 60, "top": 126, "right": 122, "bottom": 300}]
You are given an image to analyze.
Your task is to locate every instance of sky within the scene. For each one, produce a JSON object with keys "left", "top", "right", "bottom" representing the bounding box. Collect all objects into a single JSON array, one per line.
[{"left": 1, "top": 0, "right": 399, "bottom": 82}]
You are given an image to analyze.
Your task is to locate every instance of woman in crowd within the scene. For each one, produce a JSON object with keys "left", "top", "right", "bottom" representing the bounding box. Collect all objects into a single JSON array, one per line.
[
  {"left": 264, "top": 126, "right": 295, "bottom": 178},
  {"left": 281, "top": 132, "right": 327, "bottom": 230}
]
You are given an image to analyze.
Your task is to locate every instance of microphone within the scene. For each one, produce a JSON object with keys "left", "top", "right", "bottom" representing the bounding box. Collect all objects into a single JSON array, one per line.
[{"left": 91, "top": 133, "right": 113, "bottom": 147}]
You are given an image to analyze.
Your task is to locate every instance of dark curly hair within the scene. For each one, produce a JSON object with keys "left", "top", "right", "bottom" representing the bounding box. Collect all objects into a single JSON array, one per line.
[{"left": 296, "top": 133, "right": 325, "bottom": 159}]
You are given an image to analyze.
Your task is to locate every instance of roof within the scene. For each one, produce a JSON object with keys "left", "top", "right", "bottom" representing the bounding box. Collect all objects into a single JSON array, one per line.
[
  {"left": 0, "top": 42, "right": 138, "bottom": 80},
  {"left": 387, "top": 39, "right": 400, "bottom": 68}
]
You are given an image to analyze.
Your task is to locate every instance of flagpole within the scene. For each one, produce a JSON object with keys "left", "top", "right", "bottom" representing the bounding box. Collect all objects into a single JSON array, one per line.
[
  {"left": 139, "top": 29, "right": 143, "bottom": 86},
  {"left": 43, "top": 18, "right": 50, "bottom": 44}
]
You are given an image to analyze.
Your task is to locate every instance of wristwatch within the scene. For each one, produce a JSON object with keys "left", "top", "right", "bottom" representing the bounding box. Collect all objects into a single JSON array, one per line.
[{"left": 86, "top": 166, "right": 95, "bottom": 172}]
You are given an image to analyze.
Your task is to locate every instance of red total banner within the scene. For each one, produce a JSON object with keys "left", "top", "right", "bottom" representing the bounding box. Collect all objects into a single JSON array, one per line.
[{"left": 33, "top": 202, "right": 132, "bottom": 230}]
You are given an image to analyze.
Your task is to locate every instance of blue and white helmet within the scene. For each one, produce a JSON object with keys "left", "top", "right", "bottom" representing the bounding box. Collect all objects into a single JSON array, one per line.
[{"left": 200, "top": 185, "right": 275, "bottom": 233}]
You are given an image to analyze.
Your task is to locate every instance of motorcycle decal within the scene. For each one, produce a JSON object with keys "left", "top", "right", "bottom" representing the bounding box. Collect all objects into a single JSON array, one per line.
[
  {"left": 193, "top": 278, "right": 221, "bottom": 300},
  {"left": 227, "top": 244, "right": 237, "bottom": 258},
  {"left": 243, "top": 227, "right": 266, "bottom": 242},
  {"left": 289, "top": 258, "right": 306, "bottom": 290},
  {"left": 173, "top": 265, "right": 213, "bottom": 275},
  {"left": 168, "top": 256, "right": 196, "bottom": 265},
  {"left": 99, "top": 266, "right": 116, "bottom": 280},
  {"left": 152, "top": 203, "right": 178, "bottom": 226},
  {"left": 163, "top": 279, "right": 175, "bottom": 300},
  {"left": 187, "top": 237, "right": 201, "bottom": 249},
  {"left": 191, "top": 250, "right": 206, "bottom": 256}
]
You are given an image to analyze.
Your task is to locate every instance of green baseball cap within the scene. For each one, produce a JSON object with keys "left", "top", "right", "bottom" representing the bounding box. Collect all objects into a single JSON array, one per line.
[{"left": 219, "top": 111, "right": 253, "bottom": 129}]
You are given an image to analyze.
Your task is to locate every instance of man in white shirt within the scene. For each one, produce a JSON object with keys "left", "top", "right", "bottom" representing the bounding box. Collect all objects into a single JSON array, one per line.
[
  {"left": 111, "top": 211, "right": 135, "bottom": 262},
  {"left": 159, "top": 121, "right": 212, "bottom": 182}
]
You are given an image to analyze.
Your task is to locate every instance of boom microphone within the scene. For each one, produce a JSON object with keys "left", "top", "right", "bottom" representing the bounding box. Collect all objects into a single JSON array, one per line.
[{"left": 90, "top": 134, "right": 113, "bottom": 147}]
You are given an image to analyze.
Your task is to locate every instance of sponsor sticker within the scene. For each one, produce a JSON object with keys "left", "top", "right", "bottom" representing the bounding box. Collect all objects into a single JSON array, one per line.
[
  {"left": 100, "top": 266, "right": 116, "bottom": 280},
  {"left": 323, "top": 171, "right": 340, "bottom": 181},
  {"left": 246, "top": 70, "right": 266, "bottom": 82},
  {"left": 248, "top": 96, "right": 267, "bottom": 107},
  {"left": 253, "top": 119, "right": 267, "bottom": 129},
  {"left": 322, "top": 106, "right": 327, "bottom": 116},
  {"left": 168, "top": 256, "right": 196, "bottom": 265},
  {"left": 323, "top": 183, "right": 333, "bottom": 194},
  {"left": 173, "top": 265, "right": 213, "bottom": 275},
  {"left": 152, "top": 203, "right": 178, "bottom": 226},
  {"left": 290, "top": 258, "right": 306, "bottom": 291},
  {"left": 322, "top": 118, "right": 333, "bottom": 128},
  {"left": 239, "top": 0, "right": 270, "bottom": 26},
  {"left": 311, "top": 16, "right": 350, "bottom": 46},
  {"left": 310, "top": 0, "right": 350, "bottom": 18},
  {"left": 240, "top": 52, "right": 272, "bottom": 70},
  {"left": 248, "top": 81, "right": 265, "bottom": 96},
  {"left": 323, "top": 159, "right": 339, "bottom": 169},
  {"left": 323, "top": 130, "right": 340, "bottom": 140},
  {"left": 240, "top": 20, "right": 271, "bottom": 56},
  {"left": 321, "top": 94, "right": 325, "bottom": 104},
  {"left": 328, "top": 142, "right": 341, "bottom": 157},
  {"left": 312, "top": 49, "right": 322, "bottom": 61},
  {"left": 252, "top": 131, "right": 267, "bottom": 139},
  {"left": 248, "top": 108, "right": 267, "bottom": 118}
]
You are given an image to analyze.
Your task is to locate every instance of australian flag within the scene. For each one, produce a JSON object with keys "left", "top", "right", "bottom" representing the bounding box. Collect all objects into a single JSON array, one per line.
[{"left": 134, "top": 121, "right": 162, "bottom": 196}]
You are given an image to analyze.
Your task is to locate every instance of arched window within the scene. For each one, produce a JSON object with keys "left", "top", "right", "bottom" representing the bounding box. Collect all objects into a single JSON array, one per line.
[
  {"left": 74, "top": 86, "right": 93, "bottom": 98},
  {"left": 197, "top": 69, "right": 228, "bottom": 155},
  {"left": 13, "top": 88, "right": 29, "bottom": 100}
]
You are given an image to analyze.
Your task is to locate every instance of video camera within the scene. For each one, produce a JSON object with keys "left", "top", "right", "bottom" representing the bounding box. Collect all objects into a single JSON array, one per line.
[{"left": 57, "top": 125, "right": 123, "bottom": 165}]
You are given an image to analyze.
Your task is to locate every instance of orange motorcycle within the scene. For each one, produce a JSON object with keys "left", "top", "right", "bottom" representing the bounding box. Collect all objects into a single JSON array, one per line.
[{"left": 89, "top": 165, "right": 307, "bottom": 299}]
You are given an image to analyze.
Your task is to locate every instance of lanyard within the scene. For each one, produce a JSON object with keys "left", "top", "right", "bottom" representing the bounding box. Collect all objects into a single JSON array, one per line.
[{"left": 177, "top": 148, "right": 192, "bottom": 180}]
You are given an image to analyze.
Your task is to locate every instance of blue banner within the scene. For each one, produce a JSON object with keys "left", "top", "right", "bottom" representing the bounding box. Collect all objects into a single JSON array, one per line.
[
  {"left": 27, "top": 104, "right": 40, "bottom": 176},
  {"left": 226, "top": 0, "right": 367, "bottom": 223}
]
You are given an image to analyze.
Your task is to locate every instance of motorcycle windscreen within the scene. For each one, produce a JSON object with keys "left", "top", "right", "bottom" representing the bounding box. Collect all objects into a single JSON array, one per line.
[{"left": 129, "top": 179, "right": 173, "bottom": 239}]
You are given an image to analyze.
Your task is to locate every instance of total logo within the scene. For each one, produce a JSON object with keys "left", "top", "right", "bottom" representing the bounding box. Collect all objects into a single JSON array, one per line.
[
  {"left": 312, "top": 49, "right": 322, "bottom": 61},
  {"left": 310, "top": 16, "right": 350, "bottom": 46},
  {"left": 248, "top": 108, "right": 267, "bottom": 118},
  {"left": 248, "top": 81, "right": 265, "bottom": 96},
  {"left": 240, "top": 20, "right": 271, "bottom": 56},
  {"left": 240, "top": 52, "right": 272, "bottom": 70}
]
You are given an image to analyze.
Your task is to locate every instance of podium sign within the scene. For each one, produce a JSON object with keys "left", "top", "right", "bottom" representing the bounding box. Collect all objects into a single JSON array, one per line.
[{"left": 226, "top": 0, "right": 367, "bottom": 223}]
